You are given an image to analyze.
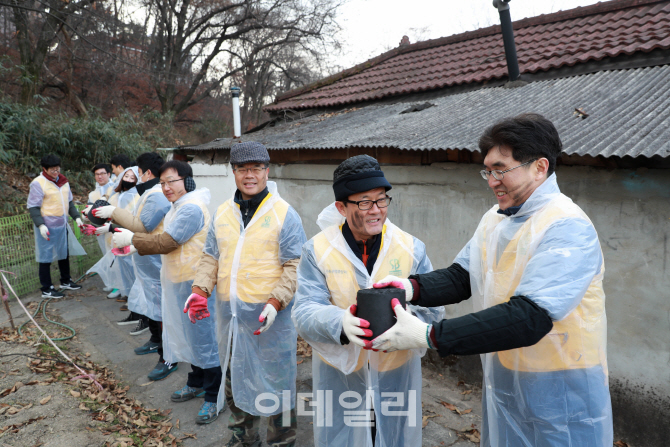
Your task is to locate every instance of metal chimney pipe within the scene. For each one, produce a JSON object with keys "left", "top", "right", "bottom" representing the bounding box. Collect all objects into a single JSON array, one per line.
[
  {"left": 230, "top": 86, "right": 241, "bottom": 138},
  {"left": 493, "top": 0, "right": 520, "bottom": 82}
]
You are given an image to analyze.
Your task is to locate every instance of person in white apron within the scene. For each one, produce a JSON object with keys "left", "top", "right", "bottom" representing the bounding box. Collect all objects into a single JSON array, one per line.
[
  {"left": 94, "top": 153, "right": 171, "bottom": 365},
  {"left": 83, "top": 163, "right": 114, "bottom": 291},
  {"left": 27, "top": 154, "right": 86, "bottom": 298},
  {"left": 292, "top": 155, "right": 443, "bottom": 447},
  {"left": 112, "top": 160, "right": 220, "bottom": 425},
  {"left": 94, "top": 166, "right": 141, "bottom": 311},
  {"left": 184, "top": 142, "right": 307, "bottom": 442},
  {"left": 86, "top": 189, "right": 124, "bottom": 298},
  {"left": 371, "top": 114, "right": 613, "bottom": 447}
]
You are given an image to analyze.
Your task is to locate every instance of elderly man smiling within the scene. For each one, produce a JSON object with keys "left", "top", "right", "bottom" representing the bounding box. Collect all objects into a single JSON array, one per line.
[
  {"left": 373, "top": 113, "right": 613, "bottom": 447},
  {"left": 293, "top": 155, "right": 442, "bottom": 447}
]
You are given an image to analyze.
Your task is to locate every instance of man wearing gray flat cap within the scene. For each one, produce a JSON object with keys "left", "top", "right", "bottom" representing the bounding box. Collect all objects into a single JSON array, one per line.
[{"left": 190, "top": 141, "right": 307, "bottom": 447}]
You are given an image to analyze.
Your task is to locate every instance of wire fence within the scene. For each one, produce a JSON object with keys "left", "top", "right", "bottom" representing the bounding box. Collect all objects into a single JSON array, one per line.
[{"left": 0, "top": 207, "right": 102, "bottom": 297}]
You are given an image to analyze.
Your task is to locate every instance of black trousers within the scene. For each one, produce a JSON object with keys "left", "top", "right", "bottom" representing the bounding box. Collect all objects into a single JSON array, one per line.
[
  {"left": 39, "top": 257, "right": 71, "bottom": 291},
  {"left": 187, "top": 364, "right": 222, "bottom": 403},
  {"left": 147, "top": 319, "right": 164, "bottom": 362}
]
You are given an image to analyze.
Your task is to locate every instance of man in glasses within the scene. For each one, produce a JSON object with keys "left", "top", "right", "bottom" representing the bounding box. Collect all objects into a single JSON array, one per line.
[
  {"left": 185, "top": 141, "right": 307, "bottom": 447},
  {"left": 112, "top": 160, "right": 221, "bottom": 425},
  {"left": 372, "top": 114, "right": 612, "bottom": 446},
  {"left": 292, "top": 155, "right": 443, "bottom": 446}
]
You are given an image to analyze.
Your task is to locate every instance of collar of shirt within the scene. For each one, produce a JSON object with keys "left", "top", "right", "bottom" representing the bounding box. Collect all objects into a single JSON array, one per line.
[
  {"left": 341, "top": 221, "right": 381, "bottom": 275},
  {"left": 497, "top": 204, "right": 524, "bottom": 216},
  {"left": 136, "top": 177, "right": 160, "bottom": 196},
  {"left": 234, "top": 186, "right": 269, "bottom": 227}
]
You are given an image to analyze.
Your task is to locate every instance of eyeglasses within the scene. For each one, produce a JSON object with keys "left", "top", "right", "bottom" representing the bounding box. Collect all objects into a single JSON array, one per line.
[
  {"left": 480, "top": 159, "right": 537, "bottom": 181},
  {"left": 345, "top": 196, "right": 392, "bottom": 211},
  {"left": 47, "top": 167, "right": 61, "bottom": 174},
  {"left": 160, "top": 178, "right": 183, "bottom": 188},
  {"left": 233, "top": 166, "right": 267, "bottom": 175}
]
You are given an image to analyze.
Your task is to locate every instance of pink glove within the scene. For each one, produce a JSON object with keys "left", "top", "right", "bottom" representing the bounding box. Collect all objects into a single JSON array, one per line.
[
  {"left": 82, "top": 224, "right": 97, "bottom": 236},
  {"left": 112, "top": 245, "right": 137, "bottom": 256},
  {"left": 183, "top": 293, "right": 210, "bottom": 324}
]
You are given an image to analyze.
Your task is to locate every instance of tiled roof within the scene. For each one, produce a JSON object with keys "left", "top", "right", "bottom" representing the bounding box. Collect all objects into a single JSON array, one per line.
[
  {"left": 186, "top": 65, "right": 670, "bottom": 159},
  {"left": 265, "top": 0, "right": 670, "bottom": 112}
]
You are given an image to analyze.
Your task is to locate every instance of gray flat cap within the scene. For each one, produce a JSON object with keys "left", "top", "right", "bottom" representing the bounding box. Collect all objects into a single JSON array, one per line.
[{"left": 230, "top": 141, "right": 270, "bottom": 166}]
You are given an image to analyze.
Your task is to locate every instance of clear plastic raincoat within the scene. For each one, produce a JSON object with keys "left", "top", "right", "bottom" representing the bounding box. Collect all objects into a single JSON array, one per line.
[
  {"left": 28, "top": 174, "right": 86, "bottom": 263},
  {"left": 129, "top": 184, "right": 171, "bottom": 321},
  {"left": 113, "top": 167, "right": 141, "bottom": 297},
  {"left": 88, "top": 182, "right": 114, "bottom": 254},
  {"left": 87, "top": 191, "right": 122, "bottom": 289},
  {"left": 293, "top": 203, "right": 443, "bottom": 447},
  {"left": 204, "top": 182, "right": 306, "bottom": 415},
  {"left": 160, "top": 188, "right": 219, "bottom": 369},
  {"left": 454, "top": 174, "right": 612, "bottom": 446}
]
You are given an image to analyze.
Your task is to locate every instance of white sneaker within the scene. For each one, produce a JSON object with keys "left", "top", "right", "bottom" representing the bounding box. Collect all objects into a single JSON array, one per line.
[
  {"left": 107, "top": 289, "right": 121, "bottom": 299},
  {"left": 103, "top": 286, "right": 113, "bottom": 292}
]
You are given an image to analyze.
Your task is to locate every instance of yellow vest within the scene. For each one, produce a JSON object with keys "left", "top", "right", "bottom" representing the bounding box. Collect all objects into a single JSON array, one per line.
[
  {"left": 313, "top": 224, "right": 415, "bottom": 372},
  {"left": 479, "top": 196, "right": 607, "bottom": 373},
  {"left": 164, "top": 198, "right": 211, "bottom": 284},
  {"left": 214, "top": 194, "right": 289, "bottom": 303},
  {"left": 135, "top": 188, "right": 165, "bottom": 236},
  {"left": 34, "top": 176, "right": 69, "bottom": 217},
  {"left": 88, "top": 189, "right": 101, "bottom": 204}
]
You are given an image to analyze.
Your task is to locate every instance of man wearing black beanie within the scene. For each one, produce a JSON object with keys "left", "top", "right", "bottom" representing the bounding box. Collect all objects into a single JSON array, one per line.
[{"left": 292, "top": 155, "right": 443, "bottom": 447}]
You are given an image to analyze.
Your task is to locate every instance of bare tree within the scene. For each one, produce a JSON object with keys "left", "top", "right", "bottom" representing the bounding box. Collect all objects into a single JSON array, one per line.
[
  {"left": 143, "top": 0, "right": 343, "bottom": 116},
  {"left": 6, "top": 0, "right": 95, "bottom": 104}
]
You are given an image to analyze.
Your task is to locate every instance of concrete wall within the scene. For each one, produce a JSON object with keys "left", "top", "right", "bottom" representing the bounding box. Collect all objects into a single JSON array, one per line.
[{"left": 193, "top": 160, "right": 670, "bottom": 446}]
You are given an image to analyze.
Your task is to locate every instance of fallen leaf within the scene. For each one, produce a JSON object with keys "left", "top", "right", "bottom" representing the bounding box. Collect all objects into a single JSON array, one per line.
[
  {"left": 40, "top": 396, "right": 51, "bottom": 405},
  {"left": 422, "top": 414, "right": 438, "bottom": 428},
  {"left": 79, "top": 402, "right": 88, "bottom": 410},
  {"left": 614, "top": 442, "right": 629, "bottom": 447},
  {"left": 70, "top": 390, "right": 81, "bottom": 398},
  {"left": 440, "top": 401, "right": 457, "bottom": 412},
  {"left": 296, "top": 360, "right": 303, "bottom": 365},
  {"left": 461, "top": 390, "right": 472, "bottom": 395},
  {"left": 140, "top": 382, "right": 154, "bottom": 387},
  {"left": 461, "top": 408, "right": 472, "bottom": 414},
  {"left": 175, "top": 419, "right": 179, "bottom": 429}
]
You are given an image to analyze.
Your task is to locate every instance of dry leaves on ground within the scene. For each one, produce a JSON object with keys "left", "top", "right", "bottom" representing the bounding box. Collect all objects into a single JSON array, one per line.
[
  {"left": 457, "top": 425, "right": 481, "bottom": 443},
  {"left": 297, "top": 337, "right": 312, "bottom": 358},
  {"left": 614, "top": 441, "right": 630, "bottom": 447},
  {"left": 440, "top": 400, "right": 472, "bottom": 415},
  {"left": 21, "top": 350, "right": 181, "bottom": 446}
]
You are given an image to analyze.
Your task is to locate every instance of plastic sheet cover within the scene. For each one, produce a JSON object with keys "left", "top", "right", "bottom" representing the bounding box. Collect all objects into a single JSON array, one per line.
[
  {"left": 460, "top": 174, "right": 612, "bottom": 446},
  {"left": 29, "top": 175, "right": 85, "bottom": 263},
  {"left": 208, "top": 181, "right": 307, "bottom": 415},
  {"left": 110, "top": 168, "right": 141, "bottom": 296},
  {"left": 292, "top": 202, "right": 443, "bottom": 446},
  {"left": 160, "top": 188, "right": 219, "bottom": 369},
  {"left": 129, "top": 186, "right": 170, "bottom": 321}
]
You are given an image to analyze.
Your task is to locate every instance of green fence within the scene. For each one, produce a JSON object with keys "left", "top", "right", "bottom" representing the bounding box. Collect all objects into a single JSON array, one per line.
[{"left": 0, "top": 207, "right": 102, "bottom": 296}]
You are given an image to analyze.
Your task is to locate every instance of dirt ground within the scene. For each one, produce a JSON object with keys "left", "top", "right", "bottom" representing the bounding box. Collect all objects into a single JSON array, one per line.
[{"left": 0, "top": 275, "right": 632, "bottom": 447}]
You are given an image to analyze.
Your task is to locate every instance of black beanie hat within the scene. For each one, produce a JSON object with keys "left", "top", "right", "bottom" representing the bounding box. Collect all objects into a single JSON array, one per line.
[{"left": 333, "top": 155, "right": 392, "bottom": 201}]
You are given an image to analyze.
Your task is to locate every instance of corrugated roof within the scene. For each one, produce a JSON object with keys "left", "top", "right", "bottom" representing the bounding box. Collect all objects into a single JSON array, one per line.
[
  {"left": 265, "top": 0, "right": 670, "bottom": 112},
  {"left": 183, "top": 66, "right": 670, "bottom": 159}
]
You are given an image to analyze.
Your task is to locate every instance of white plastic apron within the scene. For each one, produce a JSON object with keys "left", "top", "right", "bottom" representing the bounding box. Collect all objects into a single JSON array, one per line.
[
  {"left": 214, "top": 182, "right": 297, "bottom": 416},
  {"left": 160, "top": 189, "right": 219, "bottom": 369}
]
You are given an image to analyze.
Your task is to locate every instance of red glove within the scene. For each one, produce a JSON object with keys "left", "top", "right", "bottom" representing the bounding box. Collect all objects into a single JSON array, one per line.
[
  {"left": 184, "top": 292, "right": 210, "bottom": 323},
  {"left": 82, "top": 224, "right": 97, "bottom": 236},
  {"left": 111, "top": 246, "right": 136, "bottom": 256}
]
